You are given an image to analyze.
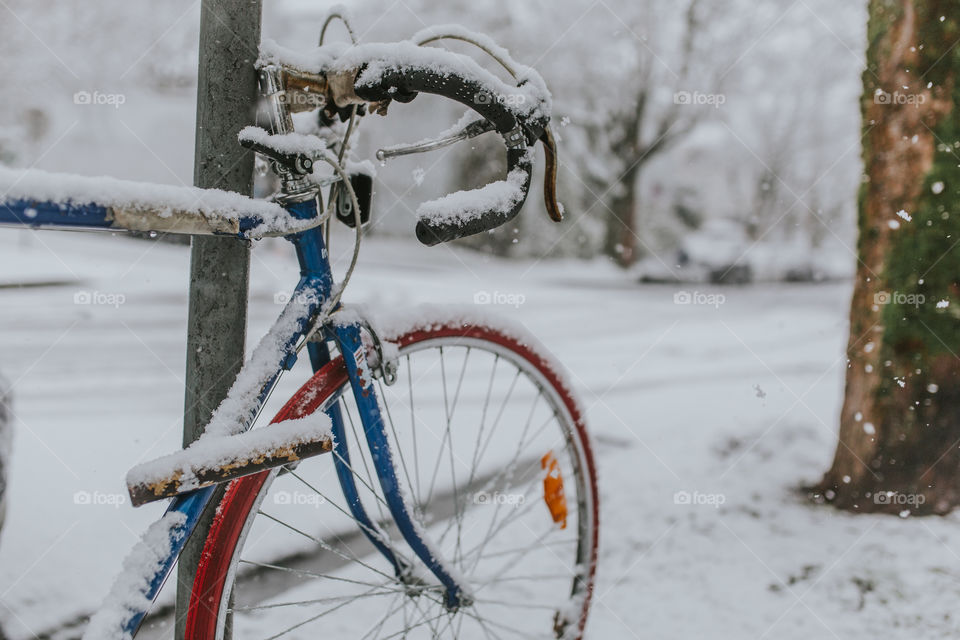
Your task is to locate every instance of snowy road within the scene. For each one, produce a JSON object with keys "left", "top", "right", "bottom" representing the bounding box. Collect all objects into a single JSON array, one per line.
[{"left": 1, "top": 229, "right": 958, "bottom": 638}]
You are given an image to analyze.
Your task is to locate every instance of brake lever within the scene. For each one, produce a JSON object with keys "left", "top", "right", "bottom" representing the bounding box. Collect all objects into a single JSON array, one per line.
[
  {"left": 239, "top": 136, "right": 314, "bottom": 176},
  {"left": 375, "top": 118, "right": 495, "bottom": 162},
  {"left": 539, "top": 125, "right": 563, "bottom": 222}
]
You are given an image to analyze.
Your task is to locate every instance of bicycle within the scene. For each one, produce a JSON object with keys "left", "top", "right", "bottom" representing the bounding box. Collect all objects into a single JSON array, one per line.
[{"left": 0, "top": 18, "right": 598, "bottom": 640}]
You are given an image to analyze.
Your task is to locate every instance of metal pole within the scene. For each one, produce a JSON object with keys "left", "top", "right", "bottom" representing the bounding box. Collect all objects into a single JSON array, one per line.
[{"left": 176, "top": 1, "right": 262, "bottom": 638}]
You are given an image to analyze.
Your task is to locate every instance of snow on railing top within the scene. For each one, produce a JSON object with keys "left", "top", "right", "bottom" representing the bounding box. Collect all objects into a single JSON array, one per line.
[
  {"left": 258, "top": 27, "right": 552, "bottom": 121},
  {"left": 0, "top": 166, "right": 307, "bottom": 238}
]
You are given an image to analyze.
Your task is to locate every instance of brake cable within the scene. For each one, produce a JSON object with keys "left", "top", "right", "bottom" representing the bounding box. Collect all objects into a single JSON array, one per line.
[
  {"left": 415, "top": 33, "right": 520, "bottom": 79},
  {"left": 319, "top": 9, "right": 358, "bottom": 46}
]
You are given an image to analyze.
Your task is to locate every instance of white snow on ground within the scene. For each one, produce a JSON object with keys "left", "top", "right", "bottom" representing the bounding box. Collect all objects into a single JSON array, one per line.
[{"left": 1, "top": 229, "right": 959, "bottom": 638}]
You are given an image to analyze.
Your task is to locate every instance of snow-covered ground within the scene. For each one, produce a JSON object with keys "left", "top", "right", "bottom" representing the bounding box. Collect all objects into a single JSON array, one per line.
[{"left": 0, "top": 228, "right": 958, "bottom": 638}]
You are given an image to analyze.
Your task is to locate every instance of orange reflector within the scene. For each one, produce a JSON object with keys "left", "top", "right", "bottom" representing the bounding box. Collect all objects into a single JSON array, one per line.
[{"left": 541, "top": 451, "right": 568, "bottom": 529}]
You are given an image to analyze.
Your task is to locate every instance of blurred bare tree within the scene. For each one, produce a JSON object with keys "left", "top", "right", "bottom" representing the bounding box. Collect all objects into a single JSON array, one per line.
[{"left": 595, "top": 0, "right": 723, "bottom": 266}]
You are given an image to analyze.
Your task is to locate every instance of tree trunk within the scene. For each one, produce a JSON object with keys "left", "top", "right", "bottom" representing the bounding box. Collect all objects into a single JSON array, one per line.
[
  {"left": 604, "top": 164, "right": 641, "bottom": 267},
  {"left": 816, "top": 0, "right": 960, "bottom": 515}
]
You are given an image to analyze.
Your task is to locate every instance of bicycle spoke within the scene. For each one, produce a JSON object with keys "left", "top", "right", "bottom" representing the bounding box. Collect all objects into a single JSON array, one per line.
[
  {"left": 462, "top": 464, "right": 546, "bottom": 573},
  {"left": 445, "top": 348, "right": 473, "bottom": 565},
  {"left": 361, "top": 591, "right": 405, "bottom": 640},
  {"left": 470, "top": 353, "right": 500, "bottom": 476},
  {"left": 256, "top": 510, "right": 397, "bottom": 584},
  {"left": 285, "top": 469, "right": 411, "bottom": 566},
  {"left": 407, "top": 596, "right": 448, "bottom": 640},
  {"left": 423, "top": 347, "right": 457, "bottom": 507},
  {"left": 360, "top": 589, "right": 447, "bottom": 640},
  {"left": 489, "top": 389, "right": 545, "bottom": 488},
  {"left": 378, "top": 377, "right": 417, "bottom": 507},
  {"left": 439, "top": 389, "right": 548, "bottom": 550},
  {"left": 375, "top": 611, "right": 450, "bottom": 640},
  {"left": 407, "top": 356, "right": 423, "bottom": 503},
  {"left": 454, "top": 609, "right": 467, "bottom": 639},
  {"left": 473, "top": 537, "right": 575, "bottom": 563},
  {"left": 234, "top": 586, "right": 403, "bottom": 611},
  {"left": 473, "top": 614, "right": 506, "bottom": 640},
  {"left": 478, "top": 528, "right": 562, "bottom": 585},
  {"left": 423, "top": 420, "right": 451, "bottom": 507},
  {"left": 460, "top": 607, "right": 545, "bottom": 639},
  {"left": 259, "top": 582, "right": 392, "bottom": 640},
  {"left": 435, "top": 348, "right": 464, "bottom": 563},
  {"left": 238, "top": 559, "right": 396, "bottom": 589},
  {"left": 447, "top": 346, "right": 472, "bottom": 423},
  {"left": 472, "top": 597, "right": 561, "bottom": 612},
  {"left": 328, "top": 446, "right": 396, "bottom": 514},
  {"left": 472, "top": 572, "right": 574, "bottom": 588},
  {"left": 474, "top": 368, "right": 522, "bottom": 469}
]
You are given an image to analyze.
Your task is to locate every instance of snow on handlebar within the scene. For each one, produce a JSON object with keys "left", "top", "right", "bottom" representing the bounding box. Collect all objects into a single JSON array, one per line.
[{"left": 259, "top": 35, "right": 558, "bottom": 245}]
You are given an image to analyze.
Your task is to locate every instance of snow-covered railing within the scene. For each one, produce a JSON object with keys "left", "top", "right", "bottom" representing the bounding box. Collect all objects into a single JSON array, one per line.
[{"left": 0, "top": 166, "right": 317, "bottom": 239}]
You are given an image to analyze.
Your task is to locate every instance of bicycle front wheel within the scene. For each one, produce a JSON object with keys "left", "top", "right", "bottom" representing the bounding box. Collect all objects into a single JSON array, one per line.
[{"left": 185, "top": 317, "right": 599, "bottom": 639}]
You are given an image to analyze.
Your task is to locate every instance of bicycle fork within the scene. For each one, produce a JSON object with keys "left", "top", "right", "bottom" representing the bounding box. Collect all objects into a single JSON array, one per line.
[
  {"left": 308, "top": 326, "right": 472, "bottom": 611},
  {"left": 293, "top": 225, "right": 469, "bottom": 610}
]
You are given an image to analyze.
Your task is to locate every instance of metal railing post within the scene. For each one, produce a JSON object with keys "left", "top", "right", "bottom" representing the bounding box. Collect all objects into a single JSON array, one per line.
[{"left": 176, "top": 1, "right": 262, "bottom": 638}]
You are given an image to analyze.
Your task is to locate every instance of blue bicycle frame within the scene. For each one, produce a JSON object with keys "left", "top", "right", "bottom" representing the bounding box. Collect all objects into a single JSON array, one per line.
[{"left": 0, "top": 194, "right": 469, "bottom": 636}]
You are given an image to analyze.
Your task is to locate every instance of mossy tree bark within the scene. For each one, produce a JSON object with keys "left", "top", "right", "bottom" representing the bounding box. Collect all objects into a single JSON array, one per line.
[{"left": 816, "top": 0, "right": 960, "bottom": 515}]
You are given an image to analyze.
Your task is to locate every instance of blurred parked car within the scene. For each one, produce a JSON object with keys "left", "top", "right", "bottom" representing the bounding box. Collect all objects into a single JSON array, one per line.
[
  {"left": 635, "top": 218, "right": 753, "bottom": 284},
  {"left": 634, "top": 218, "right": 849, "bottom": 284}
]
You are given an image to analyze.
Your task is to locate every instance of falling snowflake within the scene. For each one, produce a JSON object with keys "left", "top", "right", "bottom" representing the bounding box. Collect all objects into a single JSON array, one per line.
[
  {"left": 412, "top": 166, "right": 425, "bottom": 186},
  {"left": 896, "top": 209, "right": 912, "bottom": 222}
]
